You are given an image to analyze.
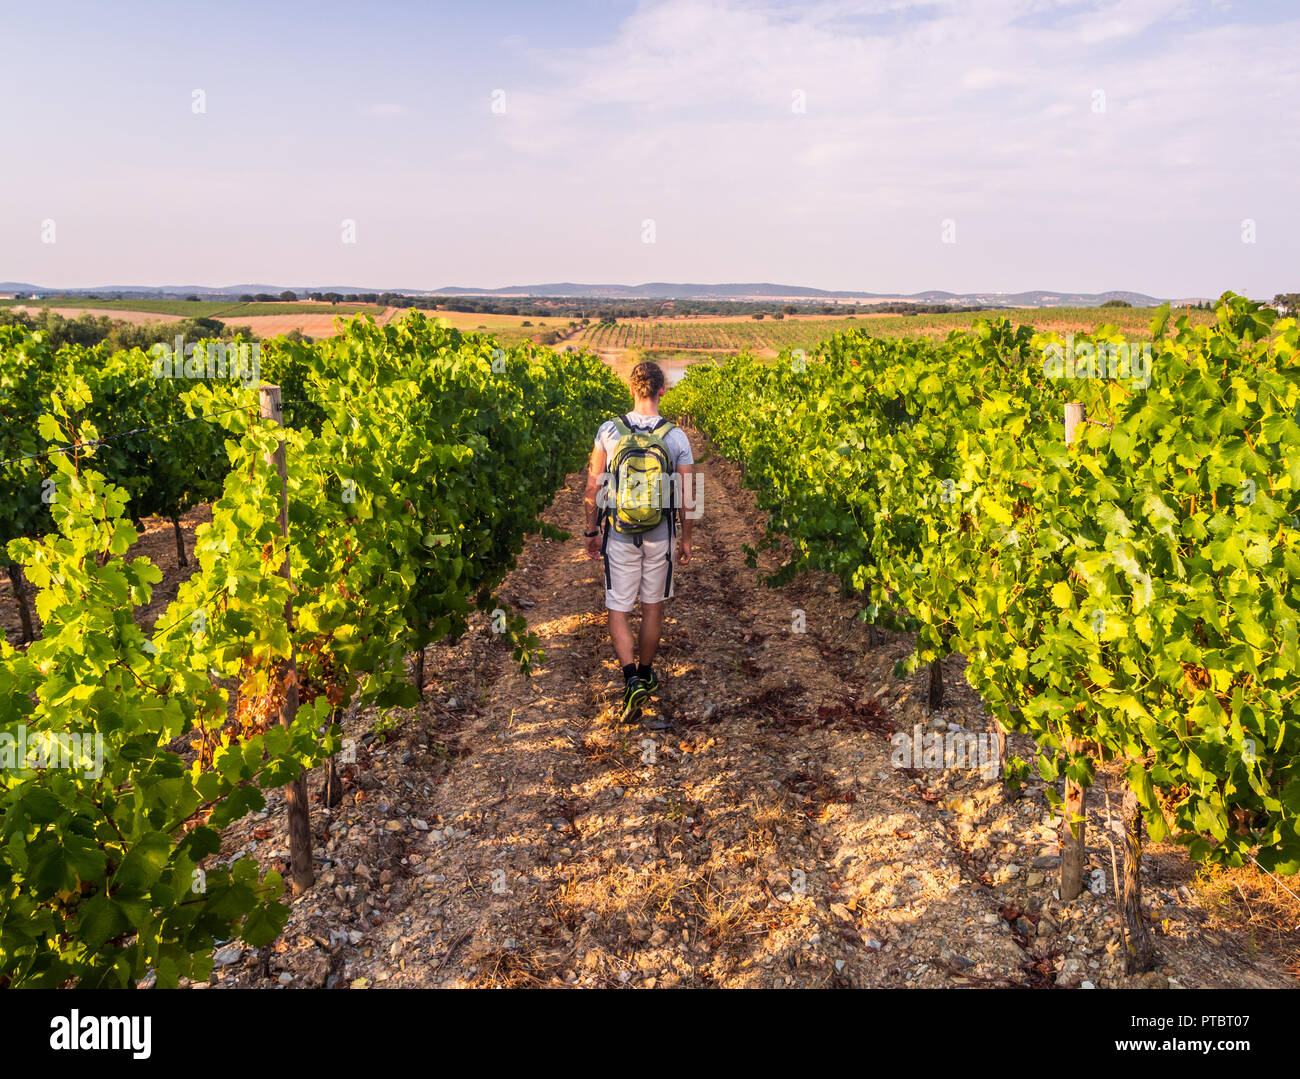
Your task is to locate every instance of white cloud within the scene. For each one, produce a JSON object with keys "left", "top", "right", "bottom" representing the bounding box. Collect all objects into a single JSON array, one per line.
[
  {"left": 473, "top": 0, "right": 1299, "bottom": 293},
  {"left": 962, "top": 66, "right": 1026, "bottom": 90}
]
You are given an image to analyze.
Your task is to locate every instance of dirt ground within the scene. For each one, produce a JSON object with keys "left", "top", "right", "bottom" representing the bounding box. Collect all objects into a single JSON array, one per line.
[
  {"left": 13, "top": 305, "right": 185, "bottom": 325},
  {"left": 224, "top": 308, "right": 400, "bottom": 338},
  {"left": 4, "top": 414, "right": 1295, "bottom": 991}
]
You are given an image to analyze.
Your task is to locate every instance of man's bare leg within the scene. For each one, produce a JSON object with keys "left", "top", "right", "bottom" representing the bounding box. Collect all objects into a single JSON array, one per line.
[
  {"left": 639, "top": 601, "right": 664, "bottom": 666},
  {"left": 609, "top": 609, "right": 636, "bottom": 667}
]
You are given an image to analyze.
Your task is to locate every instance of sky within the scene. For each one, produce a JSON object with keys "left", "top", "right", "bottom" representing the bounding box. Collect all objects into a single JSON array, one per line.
[{"left": 1, "top": 0, "right": 1296, "bottom": 298}]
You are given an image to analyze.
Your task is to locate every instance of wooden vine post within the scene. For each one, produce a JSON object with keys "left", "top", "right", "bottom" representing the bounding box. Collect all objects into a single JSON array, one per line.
[
  {"left": 1120, "top": 786, "right": 1156, "bottom": 971},
  {"left": 926, "top": 656, "right": 944, "bottom": 712},
  {"left": 7, "top": 563, "right": 34, "bottom": 644},
  {"left": 260, "top": 385, "right": 314, "bottom": 893},
  {"left": 170, "top": 513, "right": 188, "bottom": 567},
  {"left": 1060, "top": 402, "right": 1086, "bottom": 901}
]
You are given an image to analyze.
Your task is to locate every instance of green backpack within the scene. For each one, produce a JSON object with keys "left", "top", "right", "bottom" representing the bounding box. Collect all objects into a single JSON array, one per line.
[{"left": 604, "top": 414, "right": 678, "bottom": 540}]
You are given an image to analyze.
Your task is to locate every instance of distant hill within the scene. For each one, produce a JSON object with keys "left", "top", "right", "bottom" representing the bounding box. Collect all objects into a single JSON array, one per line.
[
  {"left": 0, "top": 281, "right": 1210, "bottom": 308},
  {"left": 427, "top": 282, "right": 1172, "bottom": 306}
]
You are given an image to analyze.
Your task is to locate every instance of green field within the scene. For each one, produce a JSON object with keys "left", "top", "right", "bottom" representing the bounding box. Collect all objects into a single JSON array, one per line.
[
  {"left": 428, "top": 310, "right": 581, "bottom": 347},
  {"left": 0, "top": 298, "right": 234, "bottom": 316},
  {"left": 220, "top": 301, "right": 384, "bottom": 317},
  {"left": 575, "top": 306, "right": 1218, "bottom": 354}
]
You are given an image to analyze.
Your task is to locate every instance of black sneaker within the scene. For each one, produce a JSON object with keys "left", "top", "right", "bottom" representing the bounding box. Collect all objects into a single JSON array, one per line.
[
  {"left": 643, "top": 669, "right": 659, "bottom": 694},
  {"left": 620, "top": 677, "right": 650, "bottom": 723}
]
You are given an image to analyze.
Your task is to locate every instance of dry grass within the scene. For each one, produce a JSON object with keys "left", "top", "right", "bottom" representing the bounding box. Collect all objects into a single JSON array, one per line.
[
  {"left": 1192, "top": 862, "right": 1300, "bottom": 975},
  {"left": 691, "top": 872, "right": 760, "bottom": 946},
  {"left": 552, "top": 862, "right": 690, "bottom": 927},
  {"left": 463, "top": 946, "right": 571, "bottom": 988},
  {"left": 748, "top": 794, "right": 801, "bottom": 839}
]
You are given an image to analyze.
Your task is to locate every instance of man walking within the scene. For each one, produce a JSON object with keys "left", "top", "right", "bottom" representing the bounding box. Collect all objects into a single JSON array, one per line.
[{"left": 584, "top": 361, "right": 694, "bottom": 723}]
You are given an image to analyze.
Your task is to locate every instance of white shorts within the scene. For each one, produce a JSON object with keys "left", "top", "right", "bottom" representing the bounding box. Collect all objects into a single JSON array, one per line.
[{"left": 603, "top": 530, "right": 676, "bottom": 611}]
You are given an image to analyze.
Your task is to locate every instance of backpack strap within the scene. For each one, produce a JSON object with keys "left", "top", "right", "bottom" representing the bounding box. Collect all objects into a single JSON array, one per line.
[
  {"left": 610, "top": 415, "right": 632, "bottom": 439},
  {"left": 650, "top": 420, "right": 679, "bottom": 508},
  {"left": 599, "top": 518, "right": 612, "bottom": 588},
  {"left": 663, "top": 507, "right": 676, "bottom": 598}
]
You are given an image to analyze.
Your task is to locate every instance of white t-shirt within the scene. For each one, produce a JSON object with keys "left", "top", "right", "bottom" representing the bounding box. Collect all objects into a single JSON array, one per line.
[{"left": 595, "top": 412, "right": 694, "bottom": 544}]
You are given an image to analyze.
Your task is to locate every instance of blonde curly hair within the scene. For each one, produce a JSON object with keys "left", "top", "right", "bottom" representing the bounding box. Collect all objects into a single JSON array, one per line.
[{"left": 629, "top": 361, "right": 666, "bottom": 400}]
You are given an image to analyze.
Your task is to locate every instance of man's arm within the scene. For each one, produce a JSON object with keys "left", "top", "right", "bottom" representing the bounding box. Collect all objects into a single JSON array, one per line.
[
  {"left": 676, "top": 463, "right": 693, "bottom": 562},
  {"left": 583, "top": 444, "right": 607, "bottom": 558}
]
